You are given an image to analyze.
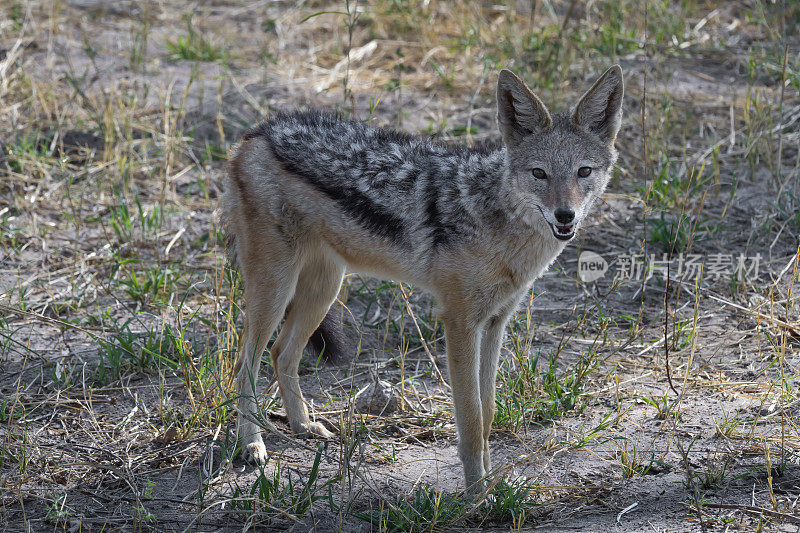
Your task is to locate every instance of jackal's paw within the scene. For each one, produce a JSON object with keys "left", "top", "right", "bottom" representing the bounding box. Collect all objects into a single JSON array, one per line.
[
  {"left": 241, "top": 440, "right": 268, "bottom": 465},
  {"left": 464, "top": 478, "right": 489, "bottom": 498},
  {"left": 296, "top": 420, "right": 335, "bottom": 439}
]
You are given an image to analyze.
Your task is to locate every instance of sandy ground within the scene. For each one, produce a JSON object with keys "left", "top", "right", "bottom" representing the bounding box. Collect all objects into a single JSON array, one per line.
[{"left": 1, "top": 1, "right": 799, "bottom": 531}]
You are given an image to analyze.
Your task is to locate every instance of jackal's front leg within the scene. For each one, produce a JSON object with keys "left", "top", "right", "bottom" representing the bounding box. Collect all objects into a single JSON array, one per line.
[
  {"left": 478, "top": 297, "right": 519, "bottom": 475},
  {"left": 443, "top": 317, "right": 485, "bottom": 492}
]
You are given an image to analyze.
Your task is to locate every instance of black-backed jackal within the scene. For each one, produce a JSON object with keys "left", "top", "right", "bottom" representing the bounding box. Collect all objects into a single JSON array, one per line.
[{"left": 221, "top": 66, "right": 624, "bottom": 491}]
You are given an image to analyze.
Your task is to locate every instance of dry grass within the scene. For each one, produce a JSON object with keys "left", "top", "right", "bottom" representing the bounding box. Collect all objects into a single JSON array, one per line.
[{"left": 1, "top": 0, "right": 799, "bottom": 530}]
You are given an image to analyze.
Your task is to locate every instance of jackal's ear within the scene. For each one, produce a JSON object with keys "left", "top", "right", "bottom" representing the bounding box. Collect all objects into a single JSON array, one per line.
[
  {"left": 572, "top": 65, "right": 624, "bottom": 145},
  {"left": 497, "top": 69, "right": 552, "bottom": 145}
]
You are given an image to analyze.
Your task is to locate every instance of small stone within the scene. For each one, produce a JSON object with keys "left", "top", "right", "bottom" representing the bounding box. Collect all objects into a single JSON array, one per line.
[{"left": 356, "top": 379, "right": 397, "bottom": 415}]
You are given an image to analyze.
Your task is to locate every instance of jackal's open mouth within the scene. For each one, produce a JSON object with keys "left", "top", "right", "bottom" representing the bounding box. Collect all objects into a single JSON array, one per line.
[{"left": 549, "top": 222, "right": 575, "bottom": 241}]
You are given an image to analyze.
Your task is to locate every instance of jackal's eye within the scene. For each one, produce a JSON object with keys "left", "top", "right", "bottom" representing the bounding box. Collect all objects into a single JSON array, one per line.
[
  {"left": 577, "top": 167, "right": 592, "bottom": 178},
  {"left": 532, "top": 168, "right": 547, "bottom": 179}
]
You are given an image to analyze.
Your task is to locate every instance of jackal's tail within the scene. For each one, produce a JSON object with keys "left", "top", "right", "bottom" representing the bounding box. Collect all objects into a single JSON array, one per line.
[{"left": 307, "top": 304, "right": 350, "bottom": 364}]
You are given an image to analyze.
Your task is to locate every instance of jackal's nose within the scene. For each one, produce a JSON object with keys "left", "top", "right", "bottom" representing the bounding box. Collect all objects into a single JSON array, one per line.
[{"left": 554, "top": 208, "right": 575, "bottom": 224}]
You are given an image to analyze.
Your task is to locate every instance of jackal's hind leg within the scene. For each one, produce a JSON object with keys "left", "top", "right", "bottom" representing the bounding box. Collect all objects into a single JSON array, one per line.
[
  {"left": 234, "top": 260, "right": 299, "bottom": 464},
  {"left": 271, "top": 254, "right": 345, "bottom": 439}
]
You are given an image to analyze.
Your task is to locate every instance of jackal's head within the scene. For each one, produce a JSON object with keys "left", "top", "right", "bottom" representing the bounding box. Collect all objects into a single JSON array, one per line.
[{"left": 497, "top": 66, "right": 623, "bottom": 242}]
